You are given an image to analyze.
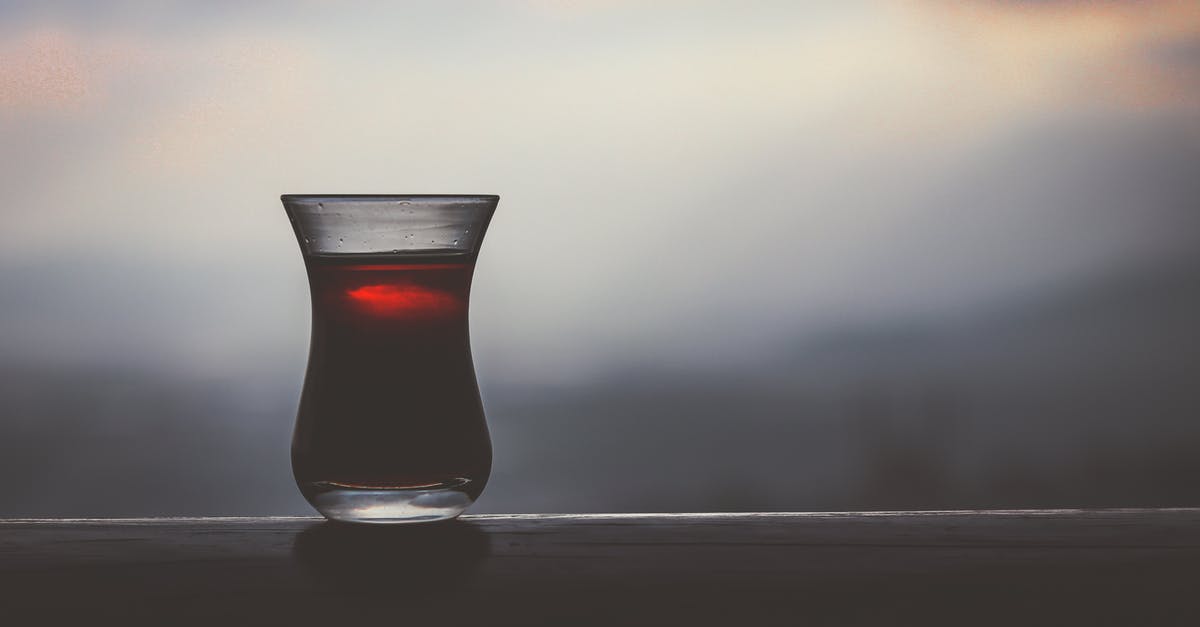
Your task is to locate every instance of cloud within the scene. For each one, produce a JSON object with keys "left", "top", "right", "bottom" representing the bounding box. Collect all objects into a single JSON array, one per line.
[
  {"left": 0, "top": 29, "right": 117, "bottom": 111},
  {"left": 917, "top": 0, "right": 1200, "bottom": 109},
  {"left": 125, "top": 35, "right": 319, "bottom": 175},
  {"left": 0, "top": 1, "right": 1196, "bottom": 384}
]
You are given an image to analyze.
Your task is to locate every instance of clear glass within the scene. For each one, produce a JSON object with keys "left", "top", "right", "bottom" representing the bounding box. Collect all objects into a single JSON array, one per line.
[{"left": 282, "top": 194, "right": 498, "bottom": 524}]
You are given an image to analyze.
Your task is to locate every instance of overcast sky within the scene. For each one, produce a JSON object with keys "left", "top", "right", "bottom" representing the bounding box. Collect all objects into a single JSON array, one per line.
[{"left": 2, "top": 0, "right": 1197, "bottom": 385}]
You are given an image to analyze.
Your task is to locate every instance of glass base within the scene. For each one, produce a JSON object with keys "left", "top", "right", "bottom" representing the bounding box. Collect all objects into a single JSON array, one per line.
[{"left": 301, "top": 481, "right": 475, "bottom": 524}]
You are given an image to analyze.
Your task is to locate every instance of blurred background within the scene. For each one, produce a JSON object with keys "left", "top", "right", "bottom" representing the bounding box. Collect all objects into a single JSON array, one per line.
[{"left": 1, "top": 0, "right": 1197, "bottom": 516}]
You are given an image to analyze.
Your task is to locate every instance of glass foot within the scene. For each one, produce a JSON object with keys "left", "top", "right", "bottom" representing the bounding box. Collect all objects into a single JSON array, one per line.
[{"left": 301, "top": 480, "right": 475, "bottom": 524}]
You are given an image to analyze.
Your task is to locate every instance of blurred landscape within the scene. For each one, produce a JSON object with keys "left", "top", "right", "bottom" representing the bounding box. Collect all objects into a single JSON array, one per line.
[
  {"left": 4, "top": 245, "right": 1198, "bottom": 515},
  {"left": 1, "top": 1, "right": 1198, "bottom": 515}
]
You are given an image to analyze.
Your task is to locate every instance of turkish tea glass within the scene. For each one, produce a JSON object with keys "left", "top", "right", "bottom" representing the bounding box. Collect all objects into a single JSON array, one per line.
[{"left": 282, "top": 195, "right": 498, "bottom": 523}]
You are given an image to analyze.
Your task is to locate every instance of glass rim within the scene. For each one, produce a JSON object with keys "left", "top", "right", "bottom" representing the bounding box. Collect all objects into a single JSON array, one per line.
[{"left": 281, "top": 194, "right": 499, "bottom": 202}]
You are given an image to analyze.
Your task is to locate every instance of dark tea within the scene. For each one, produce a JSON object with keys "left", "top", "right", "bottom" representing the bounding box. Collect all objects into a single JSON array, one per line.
[{"left": 292, "top": 253, "right": 492, "bottom": 510}]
